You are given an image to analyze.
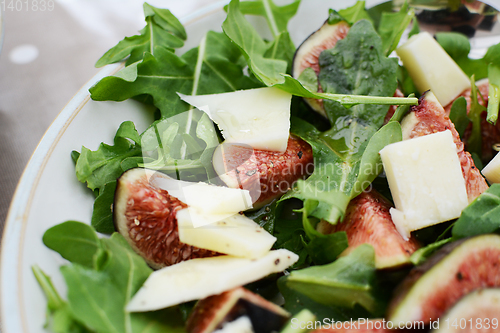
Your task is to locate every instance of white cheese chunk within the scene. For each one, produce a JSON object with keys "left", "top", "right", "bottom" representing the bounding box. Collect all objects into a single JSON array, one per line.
[
  {"left": 396, "top": 32, "right": 470, "bottom": 106},
  {"left": 482, "top": 151, "right": 500, "bottom": 184},
  {"left": 214, "top": 316, "right": 254, "bottom": 333},
  {"left": 177, "top": 209, "right": 276, "bottom": 258},
  {"left": 126, "top": 249, "right": 298, "bottom": 312},
  {"left": 179, "top": 87, "right": 292, "bottom": 152},
  {"left": 150, "top": 173, "right": 252, "bottom": 220},
  {"left": 379, "top": 130, "right": 468, "bottom": 239}
]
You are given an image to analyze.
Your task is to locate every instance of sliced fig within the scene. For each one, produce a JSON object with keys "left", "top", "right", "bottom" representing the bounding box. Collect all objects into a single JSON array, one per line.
[
  {"left": 310, "top": 319, "right": 389, "bottom": 332},
  {"left": 433, "top": 288, "right": 500, "bottom": 333},
  {"left": 292, "top": 20, "right": 350, "bottom": 116},
  {"left": 401, "top": 90, "right": 488, "bottom": 202},
  {"left": 113, "top": 168, "right": 217, "bottom": 269},
  {"left": 186, "top": 287, "right": 289, "bottom": 333},
  {"left": 445, "top": 79, "right": 500, "bottom": 161},
  {"left": 387, "top": 234, "right": 500, "bottom": 327},
  {"left": 319, "top": 190, "right": 420, "bottom": 269},
  {"left": 213, "top": 136, "right": 314, "bottom": 208}
]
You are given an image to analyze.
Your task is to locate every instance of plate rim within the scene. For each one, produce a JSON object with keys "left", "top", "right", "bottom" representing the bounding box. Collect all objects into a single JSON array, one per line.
[{"left": 0, "top": 2, "right": 229, "bottom": 332}]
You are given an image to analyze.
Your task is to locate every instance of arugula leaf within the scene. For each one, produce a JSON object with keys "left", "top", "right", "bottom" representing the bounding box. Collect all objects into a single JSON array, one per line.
[
  {"left": 409, "top": 238, "right": 453, "bottom": 266},
  {"left": 223, "top": 0, "right": 287, "bottom": 86},
  {"left": 91, "top": 47, "right": 194, "bottom": 118},
  {"left": 353, "top": 121, "right": 402, "bottom": 197},
  {"left": 487, "top": 63, "right": 500, "bottom": 124},
  {"left": 43, "top": 221, "right": 100, "bottom": 268},
  {"left": 96, "top": 3, "right": 186, "bottom": 67},
  {"left": 75, "top": 121, "right": 142, "bottom": 193},
  {"left": 300, "top": 200, "right": 349, "bottom": 265},
  {"left": 377, "top": 1, "right": 415, "bottom": 56},
  {"left": 264, "top": 32, "right": 296, "bottom": 75},
  {"left": 278, "top": 277, "right": 355, "bottom": 321},
  {"left": 33, "top": 265, "right": 92, "bottom": 333},
  {"left": 223, "top": 0, "right": 418, "bottom": 107},
  {"left": 448, "top": 96, "right": 469, "bottom": 138},
  {"left": 436, "top": 32, "right": 488, "bottom": 79},
  {"left": 334, "top": 1, "right": 372, "bottom": 24},
  {"left": 92, "top": 32, "right": 256, "bottom": 118},
  {"left": 283, "top": 21, "right": 402, "bottom": 223},
  {"left": 285, "top": 244, "right": 378, "bottom": 313},
  {"left": 181, "top": 31, "right": 260, "bottom": 94},
  {"left": 452, "top": 184, "right": 500, "bottom": 239},
  {"left": 140, "top": 109, "right": 219, "bottom": 181},
  {"left": 91, "top": 181, "right": 117, "bottom": 234},
  {"left": 235, "top": 0, "right": 301, "bottom": 37},
  {"left": 43, "top": 222, "right": 186, "bottom": 333},
  {"left": 466, "top": 76, "right": 486, "bottom": 158}
]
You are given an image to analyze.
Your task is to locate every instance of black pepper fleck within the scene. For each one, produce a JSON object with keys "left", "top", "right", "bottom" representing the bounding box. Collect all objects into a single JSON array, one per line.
[
  {"left": 275, "top": 259, "right": 280, "bottom": 265},
  {"left": 298, "top": 151, "right": 303, "bottom": 159},
  {"left": 246, "top": 169, "right": 257, "bottom": 176},
  {"left": 456, "top": 271, "right": 463, "bottom": 281}
]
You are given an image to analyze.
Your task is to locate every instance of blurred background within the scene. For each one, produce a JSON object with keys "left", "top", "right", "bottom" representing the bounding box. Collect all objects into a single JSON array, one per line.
[{"left": 0, "top": 0, "right": 220, "bottom": 228}]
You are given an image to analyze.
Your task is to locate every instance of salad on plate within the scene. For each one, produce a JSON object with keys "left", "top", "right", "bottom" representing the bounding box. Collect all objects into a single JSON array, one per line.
[{"left": 32, "top": 0, "right": 500, "bottom": 332}]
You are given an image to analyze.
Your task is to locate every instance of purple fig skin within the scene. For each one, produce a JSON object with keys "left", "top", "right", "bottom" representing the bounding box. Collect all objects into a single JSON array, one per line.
[
  {"left": 113, "top": 168, "right": 218, "bottom": 269},
  {"left": 387, "top": 235, "right": 500, "bottom": 326}
]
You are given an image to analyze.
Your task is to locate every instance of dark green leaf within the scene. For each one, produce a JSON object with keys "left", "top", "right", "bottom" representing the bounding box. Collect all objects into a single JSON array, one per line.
[
  {"left": 143, "top": 3, "right": 186, "bottom": 40},
  {"left": 299, "top": 199, "right": 348, "bottom": 265},
  {"left": 397, "top": 65, "right": 418, "bottom": 96},
  {"left": 436, "top": 32, "right": 488, "bottom": 79},
  {"left": 43, "top": 221, "right": 100, "bottom": 268},
  {"left": 377, "top": 2, "right": 415, "bottom": 56},
  {"left": 236, "top": 0, "right": 301, "bottom": 37},
  {"left": 223, "top": 0, "right": 288, "bottom": 86},
  {"left": 487, "top": 63, "right": 500, "bottom": 124},
  {"left": 409, "top": 238, "right": 453, "bottom": 265},
  {"left": 33, "top": 265, "right": 92, "bottom": 333},
  {"left": 283, "top": 21, "right": 400, "bottom": 223},
  {"left": 95, "top": 3, "right": 185, "bottom": 67},
  {"left": 278, "top": 276, "right": 354, "bottom": 321},
  {"left": 448, "top": 96, "right": 469, "bottom": 138},
  {"left": 56, "top": 228, "right": 185, "bottom": 333},
  {"left": 285, "top": 244, "right": 378, "bottom": 313},
  {"left": 352, "top": 121, "right": 402, "bottom": 198},
  {"left": 91, "top": 181, "right": 117, "bottom": 234},
  {"left": 436, "top": 32, "right": 470, "bottom": 60},
  {"left": 99, "top": 234, "right": 152, "bottom": 303},
  {"left": 75, "top": 121, "right": 142, "bottom": 193},
  {"left": 264, "top": 32, "right": 296, "bottom": 74},
  {"left": 467, "top": 76, "right": 486, "bottom": 158},
  {"left": 61, "top": 264, "right": 127, "bottom": 333},
  {"left": 71, "top": 150, "right": 80, "bottom": 164},
  {"left": 336, "top": 1, "right": 372, "bottom": 24},
  {"left": 92, "top": 32, "right": 256, "bottom": 119},
  {"left": 91, "top": 47, "right": 194, "bottom": 119},
  {"left": 319, "top": 20, "right": 398, "bottom": 124},
  {"left": 483, "top": 43, "right": 500, "bottom": 66},
  {"left": 223, "top": 0, "right": 416, "bottom": 107},
  {"left": 408, "top": 18, "right": 419, "bottom": 38},
  {"left": 452, "top": 184, "right": 500, "bottom": 239}
]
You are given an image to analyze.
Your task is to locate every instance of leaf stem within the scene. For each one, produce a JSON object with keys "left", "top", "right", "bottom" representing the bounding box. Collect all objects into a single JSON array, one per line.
[
  {"left": 316, "top": 92, "right": 418, "bottom": 106},
  {"left": 262, "top": 0, "right": 279, "bottom": 37}
]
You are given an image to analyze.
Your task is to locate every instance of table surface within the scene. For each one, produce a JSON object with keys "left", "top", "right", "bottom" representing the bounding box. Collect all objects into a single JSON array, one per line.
[{"left": 0, "top": 0, "right": 220, "bottom": 230}]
